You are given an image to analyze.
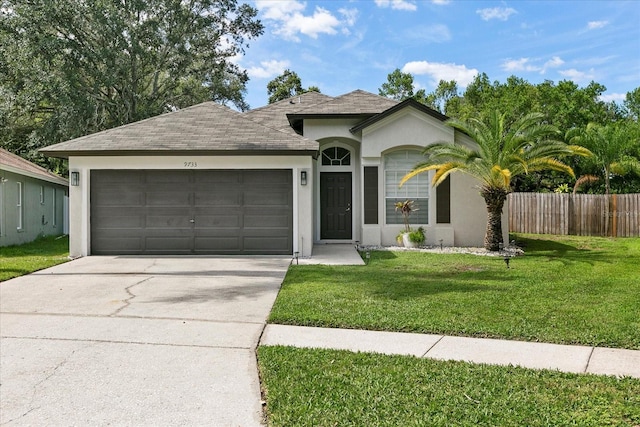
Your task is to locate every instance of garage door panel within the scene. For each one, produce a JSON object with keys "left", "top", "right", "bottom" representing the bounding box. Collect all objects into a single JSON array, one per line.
[
  {"left": 146, "top": 191, "right": 191, "bottom": 206},
  {"left": 92, "top": 237, "right": 143, "bottom": 254},
  {"left": 93, "top": 214, "right": 144, "bottom": 229},
  {"left": 91, "top": 169, "right": 292, "bottom": 255},
  {"left": 145, "top": 237, "right": 192, "bottom": 252},
  {"left": 195, "top": 170, "right": 242, "bottom": 184},
  {"left": 244, "top": 213, "right": 290, "bottom": 228},
  {"left": 195, "top": 191, "right": 242, "bottom": 206},
  {"left": 243, "top": 170, "right": 291, "bottom": 185},
  {"left": 146, "top": 170, "right": 191, "bottom": 184},
  {"left": 244, "top": 190, "right": 291, "bottom": 206},
  {"left": 193, "top": 214, "right": 240, "bottom": 228},
  {"left": 92, "top": 190, "right": 144, "bottom": 207}
]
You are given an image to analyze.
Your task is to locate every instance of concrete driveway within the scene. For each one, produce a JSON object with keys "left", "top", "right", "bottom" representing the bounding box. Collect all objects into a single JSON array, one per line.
[{"left": 0, "top": 256, "right": 291, "bottom": 426}]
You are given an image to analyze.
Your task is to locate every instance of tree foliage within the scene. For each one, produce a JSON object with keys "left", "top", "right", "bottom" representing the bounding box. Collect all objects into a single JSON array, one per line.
[
  {"left": 266, "top": 69, "right": 321, "bottom": 104},
  {"left": 0, "top": 0, "right": 263, "bottom": 169},
  {"left": 401, "top": 111, "right": 591, "bottom": 250},
  {"left": 567, "top": 122, "right": 640, "bottom": 194},
  {"left": 378, "top": 68, "right": 427, "bottom": 103},
  {"left": 380, "top": 69, "right": 639, "bottom": 193}
]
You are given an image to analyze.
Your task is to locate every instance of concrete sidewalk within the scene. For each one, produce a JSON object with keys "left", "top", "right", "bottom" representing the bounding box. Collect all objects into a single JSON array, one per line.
[{"left": 260, "top": 324, "right": 640, "bottom": 378}]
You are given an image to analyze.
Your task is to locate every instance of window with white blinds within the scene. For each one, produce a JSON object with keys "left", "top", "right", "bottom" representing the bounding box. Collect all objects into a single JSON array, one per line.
[{"left": 384, "top": 150, "right": 429, "bottom": 225}]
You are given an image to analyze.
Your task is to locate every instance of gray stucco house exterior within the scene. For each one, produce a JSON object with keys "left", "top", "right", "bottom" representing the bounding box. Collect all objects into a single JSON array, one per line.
[
  {"left": 41, "top": 90, "right": 507, "bottom": 257},
  {"left": 1, "top": 148, "right": 68, "bottom": 246}
]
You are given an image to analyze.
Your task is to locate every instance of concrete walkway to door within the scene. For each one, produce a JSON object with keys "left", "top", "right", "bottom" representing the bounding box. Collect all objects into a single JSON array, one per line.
[{"left": 0, "top": 256, "right": 291, "bottom": 426}]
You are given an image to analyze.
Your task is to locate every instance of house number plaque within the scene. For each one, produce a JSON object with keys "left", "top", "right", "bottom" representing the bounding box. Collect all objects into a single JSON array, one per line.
[{"left": 183, "top": 162, "right": 198, "bottom": 168}]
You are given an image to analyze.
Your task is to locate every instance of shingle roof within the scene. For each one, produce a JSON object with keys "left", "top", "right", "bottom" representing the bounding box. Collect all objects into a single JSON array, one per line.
[
  {"left": 0, "top": 148, "right": 68, "bottom": 186},
  {"left": 295, "top": 90, "right": 399, "bottom": 115},
  {"left": 243, "top": 91, "right": 333, "bottom": 134},
  {"left": 41, "top": 102, "right": 319, "bottom": 158}
]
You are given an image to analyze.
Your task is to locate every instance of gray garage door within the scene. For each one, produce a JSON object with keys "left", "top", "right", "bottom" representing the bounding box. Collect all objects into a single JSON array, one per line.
[{"left": 90, "top": 170, "right": 293, "bottom": 255}]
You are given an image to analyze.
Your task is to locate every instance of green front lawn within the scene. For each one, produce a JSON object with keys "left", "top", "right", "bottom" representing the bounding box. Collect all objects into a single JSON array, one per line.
[
  {"left": 258, "top": 346, "right": 640, "bottom": 427},
  {"left": 269, "top": 235, "right": 640, "bottom": 349},
  {"left": 0, "top": 235, "right": 70, "bottom": 282}
]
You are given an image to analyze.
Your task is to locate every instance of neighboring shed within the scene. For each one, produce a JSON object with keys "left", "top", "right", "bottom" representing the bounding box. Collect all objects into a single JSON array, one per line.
[{"left": 0, "top": 148, "right": 69, "bottom": 246}]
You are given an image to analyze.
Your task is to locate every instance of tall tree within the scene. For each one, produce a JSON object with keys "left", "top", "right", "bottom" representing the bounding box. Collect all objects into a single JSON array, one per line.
[
  {"left": 0, "top": 0, "right": 263, "bottom": 167},
  {"left": 401, "top": 111, "right": 591, "bottom": 250},
  {"left": 567, "top": 122, "right": 640, "bottom": 194},
  {"left": 624, "top": 87, "right": 640, "bottom": 120},
  {"left": 424, "top": 80, "right": 460, "bottom": 115},
  {"left": 378, "top": 68, "right": 427, "bottom": 103},
  {"left": 266, "top": 69, "right": 321, "bottom": 104}
]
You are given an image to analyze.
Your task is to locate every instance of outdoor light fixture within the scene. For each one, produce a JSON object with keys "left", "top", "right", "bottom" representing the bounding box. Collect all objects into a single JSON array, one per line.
[
  {"left": 294, "top": 251, "right": 299, "bottom": 265},
  {"left": 70, "top": 171, "right": 80, "bottom": 186},
  {"left": 300, "top": 170, "right": 307, "bottom": 186}
]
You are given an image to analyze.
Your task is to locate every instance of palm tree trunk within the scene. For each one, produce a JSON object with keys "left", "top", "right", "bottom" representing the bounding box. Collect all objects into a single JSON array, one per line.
[{"left": 481, "top": 187, "right": 509, "bottom": 251}]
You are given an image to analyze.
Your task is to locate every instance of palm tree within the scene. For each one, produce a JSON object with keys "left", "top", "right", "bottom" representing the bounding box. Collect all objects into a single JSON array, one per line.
[
  {"left": 567, "top": 122, "right": 640, "bottom": 195},
  {"left": 401, "top": 110, "right": 591, "bottom": 251}
]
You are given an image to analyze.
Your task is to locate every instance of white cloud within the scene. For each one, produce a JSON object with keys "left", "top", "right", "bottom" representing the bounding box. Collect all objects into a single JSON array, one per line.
[
  {"left": 476, "top": 7, "right": 517, "bottom": 21},
  {"left": 374, "top": 0, "right": 417, "bottom": 11},
  {"left": 402, "top": 61, "right": 478, "bottom": 87},
  {"left": 501, "top": 56, "right": 565, "bottom": 74},
  {"left": 431, "top": 0, "right": 451, "bottom": 4},
  {"left": 558, "top": 68, "right": 596, "bottom": 83},
  {"left": 587, "top": 20, "right": 609, "bottom": 30},
  {"left": 246, "top": 59, "right": 290, "bottom": 79},
  {"left": 599, "top": 93, "right": 626, "bottom": 103},
  {"left": 543, "top": 56, "right": 564, "bottom": 69},
  {"left": 501, "top": 58, "right": 540, "bottom": 72},
  {"left": 256, "top": 1, "right": 355, "bottom": 41}
]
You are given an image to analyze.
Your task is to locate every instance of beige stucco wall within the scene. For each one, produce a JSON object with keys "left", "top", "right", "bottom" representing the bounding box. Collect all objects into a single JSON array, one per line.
[
  {"left": 346, "top": 107, "right": 509, "bottom": 248},
  {"left": 68, "top": 155, "right": 314, "bottom": 258}
]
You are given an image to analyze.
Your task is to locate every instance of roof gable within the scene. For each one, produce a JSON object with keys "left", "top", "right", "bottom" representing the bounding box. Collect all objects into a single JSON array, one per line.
[
  {"left": 350, "top": 98, "right": 448, "bottom": 133},
  {"left": 41, "top": 102, "right": 318, "bottom": 158},
  {"left": 0, "top": 148, "right": 68, "bottom": 186}
]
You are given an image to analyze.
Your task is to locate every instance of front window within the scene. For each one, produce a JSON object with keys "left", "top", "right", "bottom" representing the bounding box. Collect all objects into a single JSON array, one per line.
[
  {"left": 384, "top": 150, "right": 429, "bottom": 225},
  {"left": 17, "top": 182, "right": 24, "bottom": 230},
  {"left": 321, "top": 146, "right": 351, "bottom": 166}
]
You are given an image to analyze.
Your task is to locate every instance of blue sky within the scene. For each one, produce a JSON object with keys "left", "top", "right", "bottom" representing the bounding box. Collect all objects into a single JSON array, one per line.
[{"left": 236, "top": 0, "right": 640, "bottom": 109}]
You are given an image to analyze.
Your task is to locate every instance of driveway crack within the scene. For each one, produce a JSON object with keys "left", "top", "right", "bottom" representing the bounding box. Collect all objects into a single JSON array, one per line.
[
  {"left": 1, "top": 342, "right": 96, "bottom": 426},
  {"left": 110, "top": 277, "right": 153, "bottom": 317}
]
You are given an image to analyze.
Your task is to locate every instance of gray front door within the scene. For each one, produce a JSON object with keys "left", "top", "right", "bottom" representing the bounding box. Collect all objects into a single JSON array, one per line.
[
  {"left": 320, "top": 172, "right": 352, "bottom": 239},
  {"left": 90, "top": 169, "right": 292, "bottom": 255}
]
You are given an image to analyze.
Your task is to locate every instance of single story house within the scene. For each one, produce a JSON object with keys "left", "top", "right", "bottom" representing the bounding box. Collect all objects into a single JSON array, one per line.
[
  {"left": 1, "top": 148, "right": 68, "bottom": 246},
  {"left": 41, "top": 90, "right": 507, "bottom": 257}
]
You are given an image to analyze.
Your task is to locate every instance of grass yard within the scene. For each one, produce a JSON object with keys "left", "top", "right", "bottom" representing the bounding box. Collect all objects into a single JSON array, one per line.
[
  {"left": 269, "top": 235, "right": 640, "bottom": 349},
  {"left": 0, "top": 235, "right": 70, "bottom": 282},
  {"left": 258, "top": 346, "right": 640, "bottom": 427}
]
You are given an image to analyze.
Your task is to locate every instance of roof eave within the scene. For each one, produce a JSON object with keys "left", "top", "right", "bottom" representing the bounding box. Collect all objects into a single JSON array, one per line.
[
  {"left": 0, "top": 164, "right": 68, "bottom": 186},
  {"left": 39, "top": 148, "right": 320, "bottom": 160}
]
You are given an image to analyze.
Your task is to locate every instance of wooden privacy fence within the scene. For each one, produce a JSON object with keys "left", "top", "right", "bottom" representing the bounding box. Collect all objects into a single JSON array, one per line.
[{"left": 508, "top": 193, "right": 640, "bottom": 237}]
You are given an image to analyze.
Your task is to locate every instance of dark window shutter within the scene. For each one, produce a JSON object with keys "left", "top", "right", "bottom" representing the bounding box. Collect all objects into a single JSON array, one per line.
[
  {"left": 363, "top": 167, "right": 378, "bottom": 225},
  {"left": 436, "top": 176, "right": 451, "bottom": 224}
]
